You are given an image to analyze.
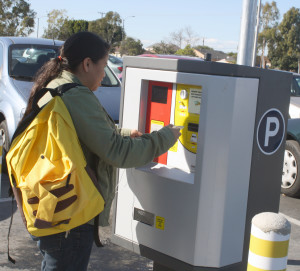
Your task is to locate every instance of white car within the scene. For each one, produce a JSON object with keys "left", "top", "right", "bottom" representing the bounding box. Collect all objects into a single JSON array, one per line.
[
  {"left": 282, "top": 73, "right": 300, "bottom": 197},
  {"left": 0, "top": 37, "right": 121, "bottom": 172},
  {"left": 108, "top": 55, "right": 123, "bottom": 79},
  {"left": 288, "top": 73, "right": 300, "bottom": 118}
]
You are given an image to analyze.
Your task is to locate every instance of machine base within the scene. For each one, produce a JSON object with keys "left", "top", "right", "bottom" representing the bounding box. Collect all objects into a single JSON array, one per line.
[{"left": 112, "top": 235, "right": 243, "bottom": 271}]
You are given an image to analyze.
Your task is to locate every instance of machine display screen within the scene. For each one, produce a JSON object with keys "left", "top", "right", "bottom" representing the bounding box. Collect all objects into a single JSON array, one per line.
[
  {"left": 188, "top": 123, "right": 199, "bottom": 132},
  {"left": 151, "top": 85, "right": 168, "bottom": 104}
]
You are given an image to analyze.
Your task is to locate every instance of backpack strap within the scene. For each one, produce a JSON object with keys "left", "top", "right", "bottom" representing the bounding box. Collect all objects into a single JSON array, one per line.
[
  {"left": 32, "top": 83, "right": 80, "bottom": 111},
  {"left": 12, "top": 83, "right": 80, "bottom": 143},
  {"left": 93, "top": 215, "right": 104, "bottom": 247},
  {"left": 56, "top": 83, "right": 80, "bottom": 95}
]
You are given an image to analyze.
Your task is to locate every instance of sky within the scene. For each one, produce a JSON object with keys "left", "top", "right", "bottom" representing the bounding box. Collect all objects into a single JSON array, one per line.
[{"left": 28, "top": 0, "right": 299, "bottom": 53}]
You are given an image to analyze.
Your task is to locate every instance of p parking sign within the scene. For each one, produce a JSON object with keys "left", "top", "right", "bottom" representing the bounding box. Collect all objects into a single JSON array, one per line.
[{"left": 257, "top": 108, "right": 285, "bottom": 155}]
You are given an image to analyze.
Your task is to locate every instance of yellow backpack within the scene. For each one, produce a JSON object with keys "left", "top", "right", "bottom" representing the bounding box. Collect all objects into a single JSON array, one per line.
[{"left": 6, "top": 84, "right": 105, "bottom": 237}]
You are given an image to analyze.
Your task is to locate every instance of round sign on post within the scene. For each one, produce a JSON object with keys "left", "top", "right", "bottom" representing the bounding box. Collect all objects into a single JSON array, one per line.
[{"left": 257, "top": 108, "right": 285, "bottom": 155}]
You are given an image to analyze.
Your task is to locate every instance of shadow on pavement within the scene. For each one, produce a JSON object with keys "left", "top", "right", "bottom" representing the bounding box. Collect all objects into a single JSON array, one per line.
[
  {"left": 1, "top": 173, "right": 12, "bottom": 198},
  {"left": 0, "top": 199, "right": 17, "bottom": 222},
  {"left": 288, "top": 259, "right": 300, "bottom": 266},
  {"left": 0, "top": 173, "right": 18, "bottom": 221}
]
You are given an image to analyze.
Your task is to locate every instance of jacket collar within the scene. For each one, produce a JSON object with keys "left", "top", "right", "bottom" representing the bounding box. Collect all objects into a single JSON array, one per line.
[{"left": 60, "top": 70, "right": 83, "bottom": 85}]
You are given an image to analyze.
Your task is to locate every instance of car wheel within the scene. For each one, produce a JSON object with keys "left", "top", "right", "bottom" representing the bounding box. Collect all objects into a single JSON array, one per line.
[
  {"left": 282, "top": 140, "right": 300, "bottom": 197},
  {"left": 0, "top": 120, "right": 9, "bottom": 173}
]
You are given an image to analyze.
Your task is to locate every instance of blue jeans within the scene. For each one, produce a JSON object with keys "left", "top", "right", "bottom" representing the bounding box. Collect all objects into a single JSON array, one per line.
[{"left": 36, "top": 223, "right": 94, "bottom": 271}]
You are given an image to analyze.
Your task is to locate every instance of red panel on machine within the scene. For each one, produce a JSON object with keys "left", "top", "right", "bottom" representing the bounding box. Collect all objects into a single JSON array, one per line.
[{"left": 145, "top": 81, "right": 173, "bottom": 165}]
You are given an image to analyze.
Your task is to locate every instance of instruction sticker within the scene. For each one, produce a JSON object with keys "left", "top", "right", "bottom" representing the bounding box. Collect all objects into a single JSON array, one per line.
[
  {"left": 188, "top": 87, "right": 202, "bottom": 115},
  {"left": 156, "top": 216, "right": 165, "bottom": 230}
]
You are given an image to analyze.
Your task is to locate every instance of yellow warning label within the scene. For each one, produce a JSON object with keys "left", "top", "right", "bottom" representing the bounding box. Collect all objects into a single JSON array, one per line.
[
  {"left": 150, "top": 120, "right": 164, "bottom": 132},
  {"left": 156, "top": 216, "right": 165, "bottom": 230}
]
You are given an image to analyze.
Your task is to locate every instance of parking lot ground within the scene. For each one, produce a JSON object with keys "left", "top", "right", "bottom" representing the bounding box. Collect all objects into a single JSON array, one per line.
[
  {"left": 0, "top": 172, "right": 299, "bottom": 271},
  {"left": 279, "top": 195, "right": 300, "bottom": 271},
  {"left": 0, "top": 174, "right": 153, "bottom": 271},
  {"left": 0, "top": 197, "right": 153, "bottom": 271}
]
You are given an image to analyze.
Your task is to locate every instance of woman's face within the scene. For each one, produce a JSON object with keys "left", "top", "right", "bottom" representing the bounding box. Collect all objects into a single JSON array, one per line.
[{"left": 88, "top": 54, "right": 108, "bottom": 91}]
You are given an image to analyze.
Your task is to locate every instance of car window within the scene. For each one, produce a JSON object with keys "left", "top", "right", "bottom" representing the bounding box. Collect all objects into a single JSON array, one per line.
[
  {"left": 9, "top": 45, "right": 60, "bottom": 81},
  {"left": 101, "top": 66, "right": 120, "bottom": 87},
  {"left": 291, "top": 76, "right": 300, "bottom": 96},
  {"left": 109, "top": 55, "right": 123, "bottom": 64},
  {"left": 8, "top": 44, "right": 120, "bottom": 87}
]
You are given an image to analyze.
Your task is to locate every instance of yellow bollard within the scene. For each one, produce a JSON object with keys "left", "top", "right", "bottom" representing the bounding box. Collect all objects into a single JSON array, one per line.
[{"left": 247, "top": 212, "right": 291, "bottom": 271}]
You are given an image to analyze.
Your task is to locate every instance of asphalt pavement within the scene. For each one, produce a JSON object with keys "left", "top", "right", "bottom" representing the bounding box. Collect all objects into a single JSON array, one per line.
[
  {"left": 1, "top": 173, "right": 300, "bottom": 271},
  {"left": 0, "top": 174, "right": 152, "bottom": 271}
]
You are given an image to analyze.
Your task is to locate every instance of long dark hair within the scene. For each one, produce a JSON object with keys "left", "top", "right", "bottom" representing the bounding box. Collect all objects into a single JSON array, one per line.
[{"left": 23, "top": 32, "right": 110, "bottom": 119}]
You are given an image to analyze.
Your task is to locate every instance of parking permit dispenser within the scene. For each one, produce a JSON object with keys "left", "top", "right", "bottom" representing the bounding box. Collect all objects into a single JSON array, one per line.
[{"left": 112, "top": 57, "right": 292, "bottom": 271}]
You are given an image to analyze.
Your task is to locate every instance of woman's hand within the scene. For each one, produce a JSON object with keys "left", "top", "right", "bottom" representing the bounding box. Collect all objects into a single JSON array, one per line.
[
  {"left": 166, "top": 124, "right": 181, "bottom": 140},
  {"left": 130, "top": 129, "right": 143, "bottom": 138}
]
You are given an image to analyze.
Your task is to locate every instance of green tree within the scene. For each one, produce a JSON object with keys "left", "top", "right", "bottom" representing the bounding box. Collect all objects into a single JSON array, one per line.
[
  {"left": 268, "top": 7, "right": 300, "bottom": 71},
  {"left": 227, "top": 52, "right": 238, "bottom": 64},
  {"left": 59, "top": 20, "right": 89, "bottom": 40},
  {"left": 43, "top": 9, "right": 68, "bottom": 40},
  {"left": 257, "top": 1, "right": 279, "bottom": 68},
  {"left": 88, "top": 11, "right": 122, "bottom": 48},
  {"left": 152, "top": 41, "right": 178, "bottom": 54},
  {"left": 120, "top": 37, "right": 143, "bottom": 56},
  {"left": 0, "top": 0, "right": 36, "bottom": 36},
  {"left": 175, "top": 44, "right": 196, "bottom": 56}
]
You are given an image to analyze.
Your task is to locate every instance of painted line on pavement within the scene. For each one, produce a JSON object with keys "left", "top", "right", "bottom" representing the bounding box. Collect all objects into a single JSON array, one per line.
[
  {"left": 280, "top": 212, "right": 300, "bottom": 227},
  {"left": 0, "top": 197, "right": 12, "bottom": 203}
]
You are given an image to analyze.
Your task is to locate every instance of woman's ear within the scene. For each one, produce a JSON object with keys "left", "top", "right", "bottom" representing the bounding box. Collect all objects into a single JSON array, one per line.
[{"left": 82, "top": 57, "right": 91, "bottom": 73}]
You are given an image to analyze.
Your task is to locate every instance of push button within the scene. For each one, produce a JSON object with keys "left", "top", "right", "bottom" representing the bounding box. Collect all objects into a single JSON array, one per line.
[{"left": 190, "top": 134, "right": 197, "bottom": 143}]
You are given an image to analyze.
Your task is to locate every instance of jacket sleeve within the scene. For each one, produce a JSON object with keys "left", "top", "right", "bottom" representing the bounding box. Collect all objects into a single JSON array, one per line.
[
  {"left": 63, "top": 87, "right": 176, "bottom": 168},
  {"left": 118, "top": 127, "right": 132, "bottom": 136}
]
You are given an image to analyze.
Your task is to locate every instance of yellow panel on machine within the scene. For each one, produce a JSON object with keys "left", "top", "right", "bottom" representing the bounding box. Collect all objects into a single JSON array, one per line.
[
  {"left": 6, "top": 89, "right": 104, "bottom": 237},
  {"left": 174, "top": 84, "right": 202, "bottom": 154}
]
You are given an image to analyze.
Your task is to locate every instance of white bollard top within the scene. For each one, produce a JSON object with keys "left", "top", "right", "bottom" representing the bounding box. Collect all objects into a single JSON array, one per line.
[{"left": 252, "top": 212, "right": 291, "bottom": 235}]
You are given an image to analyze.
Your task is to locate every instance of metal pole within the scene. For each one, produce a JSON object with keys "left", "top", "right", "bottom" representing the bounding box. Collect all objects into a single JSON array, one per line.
[
  {"left": 37, "top": 18, "right": 39, "bottom": 38},
  {"left": 122, "top": 19, "right": 125, "bottom": 41},
  {"left": 237, "top": 0, "right": 259, "bottom": 66},
  {"left": 122, "top": 16, "right": 135, "bottom": 41},
  {"left": 251, "top": 0, "right": 262, "bottom": 67}
]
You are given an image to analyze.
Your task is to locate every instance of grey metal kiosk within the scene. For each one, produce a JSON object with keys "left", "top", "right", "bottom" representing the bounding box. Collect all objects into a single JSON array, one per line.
[{"left": 112, "top": 56, "right": 292, "bottom": 271}]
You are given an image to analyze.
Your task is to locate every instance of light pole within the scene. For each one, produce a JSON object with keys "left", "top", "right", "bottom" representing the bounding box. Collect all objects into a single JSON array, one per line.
[
  {"left": 37, "top": 16, "right": 48, "bottom": 38},
  {"left": 98, "top": 12, "right": 106, "bottom": 18},
  {"left": 237, "top": 0, "right": 259, "bottom": 66},
  {"left": 122, "top": 16, "right": 135, "bottom": 41},
  {"left": 251, "top": 0, "right": 262, "bottom": 67}
]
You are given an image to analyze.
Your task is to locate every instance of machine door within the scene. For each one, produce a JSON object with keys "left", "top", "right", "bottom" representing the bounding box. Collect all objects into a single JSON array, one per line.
[{"left": 145, "top": 81, "right": 173, "bottom": 165}]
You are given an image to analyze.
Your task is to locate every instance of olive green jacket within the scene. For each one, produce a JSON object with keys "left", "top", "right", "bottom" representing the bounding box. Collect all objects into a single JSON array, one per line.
[{"left": 47, "top": 70, "right": 176, "bottom": 226}]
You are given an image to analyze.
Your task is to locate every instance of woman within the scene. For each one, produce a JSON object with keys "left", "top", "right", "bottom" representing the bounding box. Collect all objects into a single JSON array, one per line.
[{"left": 24, "top": 31, "right": 181, "bottom": 271}]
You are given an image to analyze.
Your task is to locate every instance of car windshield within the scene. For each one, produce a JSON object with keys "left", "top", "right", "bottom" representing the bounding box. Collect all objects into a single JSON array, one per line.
[
  {"left": 9, "top": 44, "right": 60, "bottom": 81},
  {"left": 9, "top": 44, "right": 120, "bottom": 87}
]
